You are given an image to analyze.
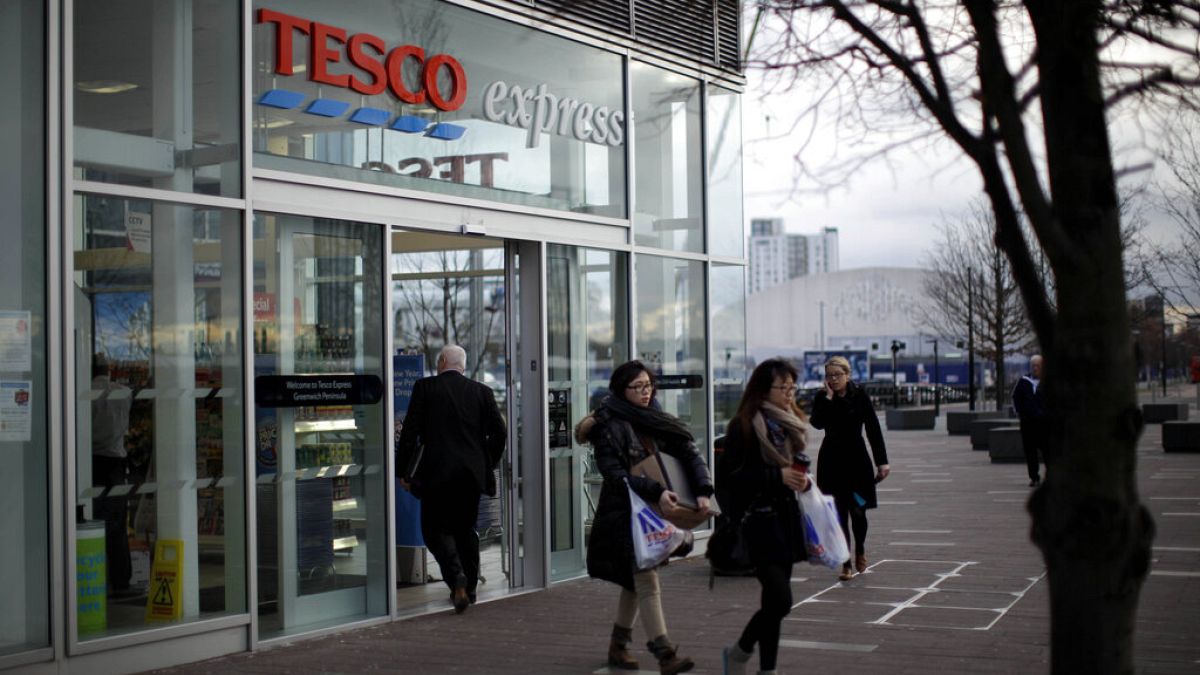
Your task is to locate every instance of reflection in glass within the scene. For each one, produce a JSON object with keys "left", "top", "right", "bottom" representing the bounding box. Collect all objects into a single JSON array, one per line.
[
  {"left": 634, "top": 254, "right": 707, "bottom": 453},
  {"left": 632, "top": 63, "right": 703, "bottom": 253},
  {"left": 707, "top": 88, "right": 744, "bottom": 258},
  {"left": 0, "top": 0, "right": 48, "bottom": 655},
  {"left": 711, "top": 264, "right": 748, "bottom": 436},
  {"left": 74, "top": 0, "right": 241, "bottom": 196},
  {"left": 73, "top": 196, "right": 246, "bottom": 639},
  {"left": 546, "top": 246, "right": 628, "bottom": 580},
  {"left": 252, "top": 0, "right": 625, "bottom": 217},
  {"left": 253, "top": 214, "right": 387, "bottom": 638}
]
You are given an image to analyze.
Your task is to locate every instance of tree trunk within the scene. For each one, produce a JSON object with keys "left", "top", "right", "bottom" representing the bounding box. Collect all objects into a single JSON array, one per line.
[{"left": 1024, "top": 1, "right": 1154, "bottom": 672}]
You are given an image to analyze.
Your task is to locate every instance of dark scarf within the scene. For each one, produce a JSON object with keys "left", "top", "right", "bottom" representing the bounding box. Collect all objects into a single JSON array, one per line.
[{"left": 600, "top": 394, "right": 694, "bottom": 445}]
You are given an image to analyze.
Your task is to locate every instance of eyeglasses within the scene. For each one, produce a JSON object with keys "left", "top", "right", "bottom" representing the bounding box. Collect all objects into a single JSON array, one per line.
[
  {"left": 626, "top": 382, "right": 653, "bottom": 393},
  {"left": 825, "top": 372, "right": 847, "bottom": 380},
  {"left": 771, "top": 384, "right": 797, "bottom": 394}
]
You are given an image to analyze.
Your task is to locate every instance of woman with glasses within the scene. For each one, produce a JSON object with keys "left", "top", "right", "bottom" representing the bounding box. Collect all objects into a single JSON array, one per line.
[
  {"left": 579, "top": 360, "right": 712, "bottom": 674},
  {"left": 811, "top": 355, "right": 889, "bottom": 581},
  {"left": 718, "top": 358, "right": 810, "bottom": 675}
]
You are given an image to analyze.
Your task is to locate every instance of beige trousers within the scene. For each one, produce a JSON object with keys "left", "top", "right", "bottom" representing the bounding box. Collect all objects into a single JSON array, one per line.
[{"left": 614, "top": 569, "right": 667, "bottom": 640}]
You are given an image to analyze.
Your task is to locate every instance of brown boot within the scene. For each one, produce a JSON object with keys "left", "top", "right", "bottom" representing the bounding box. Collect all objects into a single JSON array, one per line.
[
  {"left": 855, "top": 553, "right": 868, "bottom": 573},
  {"left": 647, "top": 635, "right": 694, "bottom": 675},
  {"left": 607, "top": 624, "right": 639, "bottom": 670}
]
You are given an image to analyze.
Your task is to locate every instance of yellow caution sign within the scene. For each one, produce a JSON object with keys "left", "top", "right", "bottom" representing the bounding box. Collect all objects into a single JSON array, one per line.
[{"left": 145, "top": 539, "right": 183, "bottom": 623}]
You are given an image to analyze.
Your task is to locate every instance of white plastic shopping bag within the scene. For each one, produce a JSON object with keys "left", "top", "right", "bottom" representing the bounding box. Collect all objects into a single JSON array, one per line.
[
  {"left": 627, "top": 479, "right": 686, "bottom": 570},
  {"left": 798, "top": 484, "right": 851, "bottom": 570}
]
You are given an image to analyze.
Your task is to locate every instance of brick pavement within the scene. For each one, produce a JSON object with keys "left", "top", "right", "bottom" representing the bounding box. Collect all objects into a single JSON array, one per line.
[{"left": 154, "top": 396, "right": 1200, "bottom": 674}]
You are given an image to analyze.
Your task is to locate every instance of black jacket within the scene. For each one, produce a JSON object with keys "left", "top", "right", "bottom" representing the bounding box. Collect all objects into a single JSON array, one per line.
[
  {"left": 585, "top": 407, "right": 713, "bottom": 591},
  {"left": 1011, "top": 376, "right": 1046, "bottom": 421},
  {"left": 810, "top": 383, "right": 888, "bottom": 509},
  {"left": 720, "top": 417, "right": 807, "bottom": 565},
  {"left": 396, "top": 370, "right": 507, "bottom": 497}
]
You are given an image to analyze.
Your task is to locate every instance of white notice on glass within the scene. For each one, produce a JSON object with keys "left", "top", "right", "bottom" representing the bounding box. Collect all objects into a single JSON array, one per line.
[
  {"left": 0, "top": 380, "right": 32, "bottom": 442},
  {"left": 0, "top": 310, "right": 32, "bottom": 372},
  {"left": 126, "top": 210, "right": 152, "bottom": 254}
]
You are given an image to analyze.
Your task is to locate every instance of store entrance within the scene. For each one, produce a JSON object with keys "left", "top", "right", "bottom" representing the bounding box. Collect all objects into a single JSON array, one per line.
[{"left": 389, "top": 230, "right": 513, "bottom": 614}]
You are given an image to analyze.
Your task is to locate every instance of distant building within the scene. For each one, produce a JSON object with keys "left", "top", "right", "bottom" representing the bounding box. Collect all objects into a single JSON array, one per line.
[{"left": 748, "top": 218, "right": 839, "bottom": 293}]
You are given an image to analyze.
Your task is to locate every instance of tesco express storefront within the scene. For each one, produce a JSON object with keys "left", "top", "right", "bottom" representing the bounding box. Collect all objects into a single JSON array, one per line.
[{"left": 1, "top": 0, "right": 747, "bottom": 671}]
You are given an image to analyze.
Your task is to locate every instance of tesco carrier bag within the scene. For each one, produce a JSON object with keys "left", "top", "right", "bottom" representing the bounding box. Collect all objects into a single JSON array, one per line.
[
  {"left": 627, "top": 479, "right": 686, "bottom": 570},
  {"left": 798, "top": 484, "right": 850, "bottom": 569}
]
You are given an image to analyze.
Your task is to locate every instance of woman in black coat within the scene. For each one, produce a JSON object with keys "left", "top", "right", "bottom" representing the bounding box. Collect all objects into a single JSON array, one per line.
[
  {"left": 719, "top": 358, "right": 810, "bottom": 675},
  {"left": 581, "top": 360, "right": 712, "bottom": 675},
  {"left": 810, "top": 356, "right": 889, "bottom": 581}
]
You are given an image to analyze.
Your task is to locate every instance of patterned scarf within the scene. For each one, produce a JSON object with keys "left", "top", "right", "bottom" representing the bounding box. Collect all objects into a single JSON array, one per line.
[{"left": 751, "top": 402, "right": 808, "bottom": 468}]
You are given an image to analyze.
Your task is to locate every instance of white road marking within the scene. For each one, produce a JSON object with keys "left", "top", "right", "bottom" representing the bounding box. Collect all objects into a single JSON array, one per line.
[
  {"left": 1150, "top": 497, "right": 1200, "bottom": 500},
  {"left": 877, "top": 488, "right": 904, "bottom": 492},
  {"left": 1161, "top": 512, "right": 1200, "bottom": 517},
  {"left": 779, "top": 639, "right": 877, "bottom": 653},
  {"left": 888, "top": 542, "right": 956, "bottom": 547},
  {"left": 1154, "top": 546, "right": 1200, "bottom": 552},
  {"left": 913, "top": 479, "right": 953, "bottom": 483},
  {"left": 879, "top": 500, "right": 918, "bottom": 505},
  {"left": 988, "top": 490, "right": 1027, "bottom": 494},
  {"left": 1150, "top": 570, "right": 1200, "bottom": 578},
  {"left": 892, "top": 529, "right": 952, "bottom": 534}
]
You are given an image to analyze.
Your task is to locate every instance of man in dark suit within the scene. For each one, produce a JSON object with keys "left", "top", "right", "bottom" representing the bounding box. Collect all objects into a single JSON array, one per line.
[
  {"left": 1012, "top": 354, "right": 1048, "bottom": 487},
  {"left": 398, "top": 345, "right": 506, "bottom": 613}
]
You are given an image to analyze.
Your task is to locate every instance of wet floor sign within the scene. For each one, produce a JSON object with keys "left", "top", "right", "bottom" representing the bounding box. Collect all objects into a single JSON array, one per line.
[{"left": 145, "top": 539, "right": 183, "bottom": 622}]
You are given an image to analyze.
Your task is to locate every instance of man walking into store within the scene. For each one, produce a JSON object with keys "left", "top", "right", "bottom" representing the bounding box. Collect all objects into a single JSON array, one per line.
[
  {"left": 1012, "top": 354, "right": 1048, "bottom": 487},
  {"left": 398, "top": 345, "right": 506, "bottom": 613}
]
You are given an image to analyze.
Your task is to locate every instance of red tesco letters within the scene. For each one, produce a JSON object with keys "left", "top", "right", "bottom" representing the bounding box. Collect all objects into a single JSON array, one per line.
[{"left": 258, "top": 9, "right": 467, "bottom": 112}]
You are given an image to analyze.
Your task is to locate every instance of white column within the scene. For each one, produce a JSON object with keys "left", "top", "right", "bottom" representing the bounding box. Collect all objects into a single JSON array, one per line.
[{"left": 152, "top": 0, "right": 199, "bottom": 618}]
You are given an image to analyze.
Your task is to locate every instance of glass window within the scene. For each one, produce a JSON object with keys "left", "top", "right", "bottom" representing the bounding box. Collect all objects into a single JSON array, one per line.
[
  {"left": 252, "top": 0, "right": 625, "bottom": 218},
  {"left": 631, "top": 63, "right": 703, "bottom": 253},
  {"left": 545, "top": 245, "right": 628, "bottom": 580},
  {"left": 74, "top": 0, "right": 241, "bottom": 196},
  {"left": 0, "top": 0, "right": 49, "bottom": 656},
  {"left": 711, "top": 264, "right": 747, "bottom": 437},
  {"left": 253, "top": 214, "right": 388, "bottom": 638},
  {"left": 707, "top": 87, "right": 744, "bottom": 258},
  {"left": 72, "top": 195, "right": 246, "bottom": 639},
  {"left": 635, "top": 255, "right": 707, "bottom": 448}
]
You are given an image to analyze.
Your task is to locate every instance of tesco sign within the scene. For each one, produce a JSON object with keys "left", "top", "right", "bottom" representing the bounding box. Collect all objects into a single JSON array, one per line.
[{"left": 258, "top": 9, "right": 467, "bottom": 111}]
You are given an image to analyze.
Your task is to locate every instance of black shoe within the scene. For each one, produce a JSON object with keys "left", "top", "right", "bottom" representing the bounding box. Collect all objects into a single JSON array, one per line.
[{"left": 451, "top": 587, "right": 470, "bottom": 613}]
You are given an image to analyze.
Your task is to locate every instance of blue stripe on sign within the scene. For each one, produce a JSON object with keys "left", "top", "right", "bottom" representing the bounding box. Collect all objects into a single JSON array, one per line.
[
  {"left": 390, "top": 115, "right": 429, "bottom": 133},
  {"left": 349, "top": 107, "right": 391, "bottom": 125},
  {"left": 258, "top": 89, "right": 305, "bottom": 109},
  {"left": 306, "top": 98, "right": 351, "bottom": 117},
  {"left": 425, "top": 123, "right": 467, "bottom": 141}
]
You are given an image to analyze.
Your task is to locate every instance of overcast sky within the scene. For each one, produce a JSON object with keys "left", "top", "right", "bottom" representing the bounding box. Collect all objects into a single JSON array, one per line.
[{"left": 738, "top": 37, "right": 1183, "bottom": 274}]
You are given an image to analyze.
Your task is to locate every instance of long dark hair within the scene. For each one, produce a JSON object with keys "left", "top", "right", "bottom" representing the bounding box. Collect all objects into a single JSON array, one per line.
[
  {"left": 609, "top": 360, "right": 657, "bottom": 400},
  {"left": 732, "top": 358, "right": 804, "bottom": 432}
]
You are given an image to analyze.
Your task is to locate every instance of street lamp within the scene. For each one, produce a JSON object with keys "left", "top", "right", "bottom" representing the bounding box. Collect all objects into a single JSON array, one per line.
[
  {"left": 926, "top": 337, "right": 940, "bottom": 417},
  {"left": 890, "top": 339, "right": 906, "bottom": 408},
  {"left": 967, "top": 268, "right": 977, "bottom": 411}
]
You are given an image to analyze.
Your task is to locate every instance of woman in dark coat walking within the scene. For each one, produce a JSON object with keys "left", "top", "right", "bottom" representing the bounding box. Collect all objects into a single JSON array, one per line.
[
  {"left": 719, "top": 358, "right": 811, "bottom": 675},
  {"left": 579, "top": 360, "right": 713, "bottom": 674},
  {"left": 810, "top": 356, "right": 889, "bottom": 581}
]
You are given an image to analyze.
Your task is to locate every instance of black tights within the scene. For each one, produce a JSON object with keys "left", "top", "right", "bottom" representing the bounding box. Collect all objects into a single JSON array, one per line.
[
  {"left": 737, "top": 562, "right": 793, "bottom": 671},
  {"left": 834, "top": 495, "right": 868, "bottom": 557}
]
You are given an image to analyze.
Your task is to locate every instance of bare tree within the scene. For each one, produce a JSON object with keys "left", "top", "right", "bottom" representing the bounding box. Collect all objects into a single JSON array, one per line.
[
  {"left": 919, "top": 200, "right": 1033, "bottom": 406},
  {"left": 751, "top": 1, "right": 1200, "bottom": 671},
  {"left": 1145, "top": 113, "right": 1200, "bottom": 315}
]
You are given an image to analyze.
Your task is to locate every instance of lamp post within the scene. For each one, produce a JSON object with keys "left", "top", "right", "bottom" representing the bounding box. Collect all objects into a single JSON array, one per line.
[
  {"left": 967, "top": 268, "right": 976, "bottom": 411},
  {"left": 926, "top": 337, "right": 940, "bottom": 417},
  {"left": 890, "top": 339, "right": 905, "bottom": 408},
  {"left": 1161, "top": 292, "right": 1169, "bottom": 397}
]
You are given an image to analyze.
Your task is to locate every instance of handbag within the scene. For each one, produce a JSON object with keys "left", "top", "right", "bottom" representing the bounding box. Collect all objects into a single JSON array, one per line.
[
  {"left": 705, "top": 511, "right": 752, "bottom": 575},
  {"left": 630, "top": 444, "right": 708, "bottom": 529}
]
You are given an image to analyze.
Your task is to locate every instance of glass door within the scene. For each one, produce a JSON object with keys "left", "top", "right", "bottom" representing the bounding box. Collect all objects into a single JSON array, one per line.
[
  {"left": 253, "top": 214, "right": 388, "bottom": 638},
  {"left": 546, "top": 245, "right": 628, "bottom": 581},
  {"left": 389, "top": 230, "right": 509, "bottom": 612}
]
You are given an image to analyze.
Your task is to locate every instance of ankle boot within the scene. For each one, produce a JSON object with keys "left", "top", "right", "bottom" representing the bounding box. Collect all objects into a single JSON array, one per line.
[
  {"left": 607, "top": 624, "right": 639, "bottom": 670},
  {"left": 722, "top": 642, "right": 752, "bottom": 675},
  {"left": 647, "top": 635, "right": 694, "bottom": 675}
]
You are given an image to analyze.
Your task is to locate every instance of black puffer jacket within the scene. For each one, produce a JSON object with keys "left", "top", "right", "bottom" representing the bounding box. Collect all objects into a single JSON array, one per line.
[
  {"left": 721, "top": 417, "right": 807, "bottom": 565},
  {"left": 585, "top": 407, "right": 713, "bottom": 591}
]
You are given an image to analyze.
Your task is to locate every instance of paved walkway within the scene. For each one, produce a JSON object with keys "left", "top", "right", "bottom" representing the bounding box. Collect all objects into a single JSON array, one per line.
[{"left": 154, "top": 397, "right": 1200, "bottom": 674}]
